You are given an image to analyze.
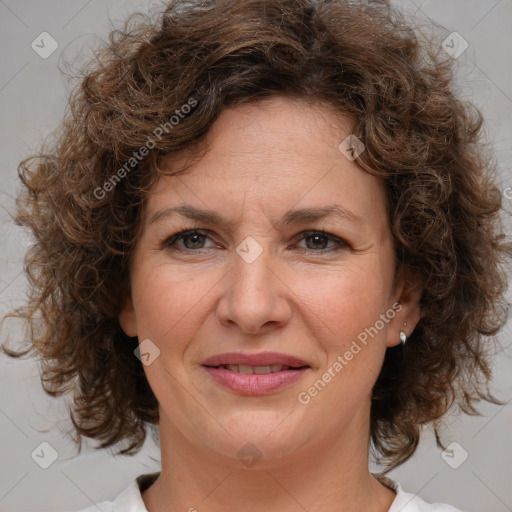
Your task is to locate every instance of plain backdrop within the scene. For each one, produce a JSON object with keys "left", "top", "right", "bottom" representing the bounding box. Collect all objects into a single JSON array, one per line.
[{"left": 1, "top": 1, "right": 511, "bottom": 511}]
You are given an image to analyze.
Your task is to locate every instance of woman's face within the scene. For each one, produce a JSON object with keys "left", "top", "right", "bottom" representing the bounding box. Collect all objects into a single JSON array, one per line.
[{"left": 120, "top": 96, "right": 420, "bottom": 466}]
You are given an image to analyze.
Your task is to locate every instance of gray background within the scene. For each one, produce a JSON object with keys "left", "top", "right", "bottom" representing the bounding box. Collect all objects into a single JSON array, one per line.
[{"left": 1, "top": 1, "right": 511, "bottom": 511}]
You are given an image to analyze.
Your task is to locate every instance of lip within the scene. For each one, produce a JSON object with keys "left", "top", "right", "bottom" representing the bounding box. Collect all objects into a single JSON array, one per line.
[
  {"left": 201, "top": 351, "right": 309, "bottom": 368},
  {"left": 203, "top": 366, "right": 310, "bottom": 395},
  {"left": 201, "top": 351, "right": 311, "bottom": 396}
]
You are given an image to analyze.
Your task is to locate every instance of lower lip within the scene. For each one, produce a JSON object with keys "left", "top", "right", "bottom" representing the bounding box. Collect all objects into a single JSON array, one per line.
[{"left": 203, "top": 366, "right": 309, "bottom": 395}]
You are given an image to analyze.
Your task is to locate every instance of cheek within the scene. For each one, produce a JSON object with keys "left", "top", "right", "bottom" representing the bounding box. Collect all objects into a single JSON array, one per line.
[
  {"left": 130, "top": 262, "right": 215, "bottom": 344},
  {"left": 293, "top": 259, "right": 392, "bottom": 405},
  {"left": 297, "top": 261, "right": 391, "bottom": 344},
  {"left": 300, "top": 271, "right": 389, "bottom": 408}
]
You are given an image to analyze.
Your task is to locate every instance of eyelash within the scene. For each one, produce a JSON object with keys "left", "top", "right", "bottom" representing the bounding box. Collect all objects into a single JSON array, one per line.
[{"left": 161, "top": 229, "right": 347, "bottom": 254}]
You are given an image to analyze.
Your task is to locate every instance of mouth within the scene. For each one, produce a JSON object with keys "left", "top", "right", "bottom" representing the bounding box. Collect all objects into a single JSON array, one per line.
[
  {"left": 201, "top": 352, "right": 311, "bottom": 395},
  {"left": 205, "top": 364, "right": 309, "bottom": 374}
]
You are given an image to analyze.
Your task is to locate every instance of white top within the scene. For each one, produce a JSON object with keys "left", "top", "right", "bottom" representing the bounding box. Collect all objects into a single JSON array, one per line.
[{"left": 67, "top": 472, "right": 465, "bottom": 512}]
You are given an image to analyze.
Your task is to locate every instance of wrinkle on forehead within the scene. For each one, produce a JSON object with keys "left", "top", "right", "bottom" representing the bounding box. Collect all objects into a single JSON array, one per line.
[{"left": 146, "top": 96, "right": 389, "bottom": 242}]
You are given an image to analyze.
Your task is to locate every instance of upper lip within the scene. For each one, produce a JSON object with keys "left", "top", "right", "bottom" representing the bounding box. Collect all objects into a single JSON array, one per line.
[{"left": 202, "top": 351, "right": 310, "bottom": 368}]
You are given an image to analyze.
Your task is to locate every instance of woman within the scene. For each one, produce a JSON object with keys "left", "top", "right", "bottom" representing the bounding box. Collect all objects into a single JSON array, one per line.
[{"left": 3, "top": 0, "right": 510, "bottom": 511}]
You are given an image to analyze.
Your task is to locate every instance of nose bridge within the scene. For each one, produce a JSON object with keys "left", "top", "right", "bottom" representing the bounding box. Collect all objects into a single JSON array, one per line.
[
  {"left": 217, "top": 239, "right": 291, "bottom": 333},
  {"left": 231, "top": 240, "right": 276, "bottom": 308},
  {"left": 234, "top": 240, "right": 272, "bottom": 293}
]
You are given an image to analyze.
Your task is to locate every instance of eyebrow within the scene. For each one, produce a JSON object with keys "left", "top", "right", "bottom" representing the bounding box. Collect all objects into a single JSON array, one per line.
[{"left": 148, "top": 204, "right": 365, "bottom": 228}]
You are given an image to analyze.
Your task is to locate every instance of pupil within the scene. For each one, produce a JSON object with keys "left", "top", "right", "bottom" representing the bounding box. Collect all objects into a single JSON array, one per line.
[
  {"left": 308, "top": 234, "right": 327, "bottom": 250},
  {"left": 185, "top": 233, "right": 204, "bottom": 249}
]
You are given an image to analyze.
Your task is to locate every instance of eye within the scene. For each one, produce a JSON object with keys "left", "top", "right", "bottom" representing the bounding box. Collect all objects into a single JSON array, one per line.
[
  {"left": 161, "top": 229, "right": 347, "bottom": 253},
  {"left": 293, "top": 230, "right": 346, "bottom": 252},
  {"left": 162, "top": 229, "right": 215, "bottom": 251}
]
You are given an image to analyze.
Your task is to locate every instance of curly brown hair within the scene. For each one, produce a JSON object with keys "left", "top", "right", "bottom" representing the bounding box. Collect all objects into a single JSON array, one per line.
[{"left": 2, "top": 0, "right": 511, "bottom": 472}]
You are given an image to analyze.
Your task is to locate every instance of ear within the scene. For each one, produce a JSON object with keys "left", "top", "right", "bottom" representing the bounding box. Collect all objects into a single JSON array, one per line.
[
  {"left": 119, "top": 293, "right": 138, "bottom": 338},
  {"left": 385, "top": 267, "right": 422, "bottom": 348}
]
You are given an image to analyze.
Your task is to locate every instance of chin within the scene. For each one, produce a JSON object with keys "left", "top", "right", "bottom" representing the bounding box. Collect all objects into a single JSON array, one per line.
[{"left": 199, "top": 420, "right": 312, "bottom": 468}]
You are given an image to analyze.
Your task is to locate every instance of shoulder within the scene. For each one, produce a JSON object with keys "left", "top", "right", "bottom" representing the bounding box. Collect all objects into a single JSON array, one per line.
[
  {"left": 61, "top": 472, "right": 160, "bottom": 512},
  {"left": 376, "top": 475, "right": 467, "bottom": 512}
]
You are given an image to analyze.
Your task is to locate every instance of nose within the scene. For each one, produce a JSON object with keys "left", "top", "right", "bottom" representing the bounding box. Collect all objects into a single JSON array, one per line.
[{"left": 216, "top": 246, "right": 292, "bottom": 335}]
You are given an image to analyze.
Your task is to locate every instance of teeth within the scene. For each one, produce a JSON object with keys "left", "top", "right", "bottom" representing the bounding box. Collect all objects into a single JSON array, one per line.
[
  {"left": 238, "top": 364, "right": 254, "bottom": 374},
  {"left": 253, "top": 365, "right": 271, "bottom": 374},
  {"left": 221, "top": 364, "right": 292, "bottom": 374}
]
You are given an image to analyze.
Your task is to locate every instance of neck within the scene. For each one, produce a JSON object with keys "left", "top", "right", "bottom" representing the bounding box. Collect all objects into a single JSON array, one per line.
[{"left": 142, "top": 409, "right": 396, "bottom": 512}]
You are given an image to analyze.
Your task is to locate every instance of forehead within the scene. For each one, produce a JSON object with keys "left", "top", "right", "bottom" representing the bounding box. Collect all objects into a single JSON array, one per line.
[{"left": 145, "top": 96, "right": 388, "bottom": 234}]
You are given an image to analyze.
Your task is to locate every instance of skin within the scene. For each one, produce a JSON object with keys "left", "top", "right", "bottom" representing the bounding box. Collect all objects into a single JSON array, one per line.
[{"left": 119, "top": 95, "right": 421, "bottom": 512}]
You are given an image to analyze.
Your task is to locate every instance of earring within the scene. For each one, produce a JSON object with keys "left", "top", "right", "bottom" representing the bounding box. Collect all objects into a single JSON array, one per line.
[{"left": 399, "top": 330, "right": 407, "bottom": 345}]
